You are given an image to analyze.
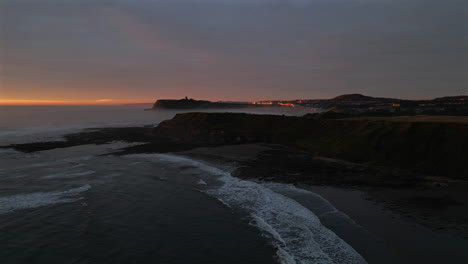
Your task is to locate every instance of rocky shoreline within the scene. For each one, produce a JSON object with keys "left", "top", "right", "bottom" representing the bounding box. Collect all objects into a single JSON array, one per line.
[
  {"left": 177, "top": 143, "right": 468, "bottom": 239},
  {"left": 2, "top": 112, "right": 468, "bottom": 239}
]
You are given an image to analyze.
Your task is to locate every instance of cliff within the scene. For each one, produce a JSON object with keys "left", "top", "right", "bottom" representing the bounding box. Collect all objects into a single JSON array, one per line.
[{"left": 155, "top": 112, "right": 468, "bottom": 179}]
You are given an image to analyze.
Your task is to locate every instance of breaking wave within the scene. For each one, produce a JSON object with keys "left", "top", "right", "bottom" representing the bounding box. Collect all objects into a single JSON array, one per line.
[
  {"left": 43, "top": 170, "right": 96, "bottom": 179},
  {"left": 128, "top": 154, "right": 367, "bottom": 264},
  {"left": 0, "top": 184, "right": 91, "bottom": 215}
]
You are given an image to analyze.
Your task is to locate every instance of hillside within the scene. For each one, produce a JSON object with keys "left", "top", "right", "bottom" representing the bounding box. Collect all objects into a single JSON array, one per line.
[
  {"left": 329, "top": 94, "right": 400, "bottom": 102},
  {"left": 155, "top": 112, "right": 468, "bottom": 179},
  {"left": 432, "top": 96, "right": 468, "bottom": 102}
]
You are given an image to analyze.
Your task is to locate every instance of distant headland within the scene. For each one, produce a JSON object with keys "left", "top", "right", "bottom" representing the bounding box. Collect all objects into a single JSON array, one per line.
[
  {"left": 150, "top": 94, "right": 468, "bottom": 115},
  {"left": 151, "top": 97, "right": 252, "bottom": 109},
  {"left": 151, "top": 97, "right": 294, "bottom": 110}
]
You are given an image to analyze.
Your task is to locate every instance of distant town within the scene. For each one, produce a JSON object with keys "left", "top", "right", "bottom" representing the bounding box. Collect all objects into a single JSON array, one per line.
[
  {"left": 152, "top": 94, "right": 468, "bottom": 116},
  {"left": 254, "top": 94, "right": 468, "bottom": 116}
]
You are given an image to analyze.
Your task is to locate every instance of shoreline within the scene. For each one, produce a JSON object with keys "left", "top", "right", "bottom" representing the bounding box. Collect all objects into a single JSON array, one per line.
[
  {"left": 2, "top": 124, "right": 467, "bottom": 236},
  {"left": 2, "top": 115, "right": 468, "bottom": 263},
  {"left": 174, "top": 144, "right": 468, "bottom": 263},
  {"left": 303, "top": 185, "right": 468, "bottom": 264},
  {"left": 2, "top": 139, "right": 468, "bottom": 263}
]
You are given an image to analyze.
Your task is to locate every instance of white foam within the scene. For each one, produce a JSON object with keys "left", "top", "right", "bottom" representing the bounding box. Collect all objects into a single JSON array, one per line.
[
  {"left": 43, "top": 170, "right": 96, "bottom": 179},
  {"left": 198, "top": 179, "right": 208, "bottom": 185},
  {"left": 251, "top": 214, "right": 286, "bottom": 245},
  {"left": 0, "top": 148, "right": 39, "bottom": 160},
  {"left": 261, "top": 182, "right": 339, "bottom": 217},
  {"left": 0, "top": 148, "right": 20, "bottom": 154},
  {"left": 66, "top": 163, "right": 86, "bottom": 170},
  {"left": 137, "top": 154, "right": 367, "bottom": 264},
  {"left": 126, "top": 153, "right": 225, "bottom": 171},
  {"left": 212, "top": 176, "right": 366, "bottom": 264},
  {"left": 260, "top": 183, "right": 367, "bottom": 232},
  {"left": 262, "top": 182, "right": 316, "bottom": 195},
  {"left": 13, "top": 156, "right": 94, "bottom": 170},
  {"left": 215, "top": 197, "right": 232, "bottom": 209},
  {"left": 276, "top": 248, "right": 298, "bottom": 264},
  {"left": 0, "top": 184, "right": 91, "bottom": 215}
]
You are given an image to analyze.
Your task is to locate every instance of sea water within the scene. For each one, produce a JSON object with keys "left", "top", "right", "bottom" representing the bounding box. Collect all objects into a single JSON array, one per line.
[{"left": 0, "top": 105, "right": 368, "bottom": 264}]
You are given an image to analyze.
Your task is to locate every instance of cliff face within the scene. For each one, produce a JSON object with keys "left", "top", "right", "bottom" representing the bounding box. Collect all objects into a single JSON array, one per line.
[
  {"left": 155, "top": 112, "right": 468, "bottom": 179},
  {"left": 155, "top": 112, "right": 296, "bottom": 144}
]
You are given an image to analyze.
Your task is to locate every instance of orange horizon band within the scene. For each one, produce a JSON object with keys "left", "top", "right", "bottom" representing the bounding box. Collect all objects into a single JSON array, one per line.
[{"left": 0, "top": 100, "right": 153, "bottom": 106}]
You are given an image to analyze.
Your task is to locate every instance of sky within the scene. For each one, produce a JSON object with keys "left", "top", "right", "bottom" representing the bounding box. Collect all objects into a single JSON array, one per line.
[{"left": 0, "top": 0, "right": 467, "bottom": 104}]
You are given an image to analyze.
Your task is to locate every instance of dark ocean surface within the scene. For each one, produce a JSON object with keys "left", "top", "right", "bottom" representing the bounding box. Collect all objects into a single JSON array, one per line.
[
  {"left": 1, "top": 105, "right": 369, "bottom": 264},
  {"left": 2, "top": 105, "right": 468, "bottom": 263}
]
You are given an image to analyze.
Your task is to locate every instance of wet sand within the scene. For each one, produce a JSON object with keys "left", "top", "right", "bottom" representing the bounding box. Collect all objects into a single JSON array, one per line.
[
  {"left": 305, "top": 186, "right": 468, "bottom": 264},
  {"left": 178, "top": 144, "right": 468, "bottom": 264}
]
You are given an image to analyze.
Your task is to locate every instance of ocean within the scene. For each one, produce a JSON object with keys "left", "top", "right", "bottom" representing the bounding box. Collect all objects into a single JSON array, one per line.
[{"left": 0, "top": 105, "right": 368, "bottom": 264}]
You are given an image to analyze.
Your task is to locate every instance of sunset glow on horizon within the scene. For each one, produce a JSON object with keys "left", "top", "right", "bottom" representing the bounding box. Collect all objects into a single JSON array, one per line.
[
  {"left": 0, "top": 99, "right": 153, "bottom": 106},
  {"left": 1, "top": 0, "right": 466, "bottom": 104},
  {"left": 1, "top": 2, "right": 467, "bottom": 263}
]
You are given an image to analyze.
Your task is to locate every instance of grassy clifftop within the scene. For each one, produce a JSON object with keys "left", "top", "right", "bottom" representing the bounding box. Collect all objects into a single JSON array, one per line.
[{"left": 156, "top": 112, "right": 468, "bottom": 179}]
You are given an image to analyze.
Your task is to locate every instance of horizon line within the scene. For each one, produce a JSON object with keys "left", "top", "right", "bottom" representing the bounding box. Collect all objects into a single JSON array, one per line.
[
  {"left": 0, "top": 100, "right": 154, "bottom": 106},
  {"left": 1, "top": 94, "right": 466, "bottom": 106}
]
